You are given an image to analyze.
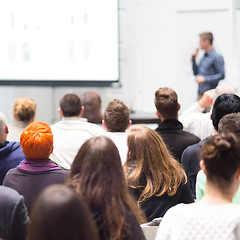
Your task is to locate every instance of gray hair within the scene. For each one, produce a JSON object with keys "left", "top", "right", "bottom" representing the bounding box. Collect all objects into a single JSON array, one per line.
[{"left": 213, "top": 83, "right": 235, "bottom": 104}]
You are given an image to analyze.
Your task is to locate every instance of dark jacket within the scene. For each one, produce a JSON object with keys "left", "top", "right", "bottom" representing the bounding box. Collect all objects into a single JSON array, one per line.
[
  {"left": 0, "top": 141, "right": 26, "bottom": 184},
  {"left": 3, "top": 159, "right": 69, "bottom": 211},
  {"left": 155, "top": 119, "right": 200, "bottom": 162},
  {"left": 0, "top": 186, "right": 28, "bottom": 240},
  {"left": 181, "top": 139, "right": 207, "bottom": 199},
  {"left": 130, "top": 180, "right": 193, "bottom": 221}
]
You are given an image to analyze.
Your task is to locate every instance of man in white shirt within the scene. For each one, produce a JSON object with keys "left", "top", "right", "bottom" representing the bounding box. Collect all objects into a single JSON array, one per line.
[
  {"left": 51, "top": 94, "right": 104, "bottom": 170},
  {"left": 102, "top": 99, "right": 131, "bottom": 165}
]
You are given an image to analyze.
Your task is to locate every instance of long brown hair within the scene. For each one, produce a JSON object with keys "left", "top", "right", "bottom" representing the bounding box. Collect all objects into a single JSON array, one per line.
[
  {"left": 124, "top": 125, "right": 187, "bottom": 204},
  {"left": 69, "top": 136, "right": 145, "bottom": 240}
]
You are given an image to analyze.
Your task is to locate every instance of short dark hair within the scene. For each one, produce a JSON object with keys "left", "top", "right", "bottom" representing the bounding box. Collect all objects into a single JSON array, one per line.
[
  {"left": 212, "top": 94, "right": 240, "bottom": 131},
  {"left": 60, "top": 94, "right": 81, "bottom": 117},
  {"left": 104, "top": 99, "right": 130, "bottom": 132},
  {"left": 199, "top": 32, "right": 214, "bottom": 45},
  {"left": 218, "top": 113, "right": 240, "bottom": 139},
  {"left": 201, "top": 133, "right": 240, "bottom": 190},
  {"left": 154, "top": 87, "right": 178, "bottom": 120}
]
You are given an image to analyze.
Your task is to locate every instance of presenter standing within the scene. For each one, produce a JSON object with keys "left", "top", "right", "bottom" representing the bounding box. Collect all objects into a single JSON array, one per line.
[{"left": 192, "top": 32, "right": 225, "bottom": 99}]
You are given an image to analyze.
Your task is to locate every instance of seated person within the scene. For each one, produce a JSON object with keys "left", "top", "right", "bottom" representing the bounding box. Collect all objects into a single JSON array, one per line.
[
  {"left": 51, "top": 94, "right": 104, "bottom": 170},
  {"left": 80, "top": 91, "right": 103, "bottom": 124},
  {"left": 154, "top": 87, "right": 200, "bottom": 162},
  {"left": 0, "top": 186, "right": 28, "bottom": 240},
  {"left": 102, "top": 99, "right": 131, "bottom": 165},
  {"left": 68, "top": 136, "right": 146, "bottom": 240},
  {"left": 196, "top": 113, "right": 240, "bottom": 202},
  {"left": 8, "top": 97, "right": 36, "bottom": 141},
  {"left": 3, "top": 121, "right": 68, "bottom": 211},
  {"left": 0, "top": 112, "right": 26, "bottom": 184},
  {"left": 179, "top": 84, "right": 234, "bottom": 140},
  {"left": 28, "top": 185, "right": 99, "bottom": 240},
  {"left": 124, "top": 125, "right": 193, "bottom": 221},
  {"left": 181, "top": 94, "right": 240, "bottom": 198},
  {"left": 156, "top": 133, "right": 240, "bottom": 240}
]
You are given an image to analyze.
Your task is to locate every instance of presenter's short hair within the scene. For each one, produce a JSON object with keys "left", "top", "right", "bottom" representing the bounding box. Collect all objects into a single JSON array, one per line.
[
  {"left": 199, "top": 32, "right": 214, "bottom": 45},
  {"left": 60, "top": 94, "right": 81, "bottom": 117}
]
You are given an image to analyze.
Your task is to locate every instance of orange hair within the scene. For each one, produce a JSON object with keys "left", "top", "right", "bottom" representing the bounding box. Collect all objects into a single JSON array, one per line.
[{"left": 20, "top": 121, "right": 53, "bottom": 159}]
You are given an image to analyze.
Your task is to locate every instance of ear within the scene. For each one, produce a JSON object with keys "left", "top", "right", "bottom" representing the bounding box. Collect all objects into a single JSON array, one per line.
[
  {"left": 79, "top": 106, "right": 84, "bottom": 117},
  {"left": 50, "top": 146, "right": 54, "bottom": 154},
  {"left": 210, "top": 113, "right": 212, "bottom": 120},
  {"left": 127, "top": 120, "right": 132, "bottom": 130},
  {"left": 200, "top": 160, "right": 207, "bottom": 175},
  {"left": 5, "top": 125, "right": 9, "bottom": 135},
  {"left": 236, "top": 168, "right": 240, "bottom": 181},
  {"left": 102, "top": 120, "right": 107, "bottom": 131},
  {"left": 178, "top": 103, "right": 181, "bottom": 111},
  {"left": 58, "top": 108, "right": 64, "bottom": 117},
  {"left": 156, "top": 111, "right": 162, "bottom": 119}
]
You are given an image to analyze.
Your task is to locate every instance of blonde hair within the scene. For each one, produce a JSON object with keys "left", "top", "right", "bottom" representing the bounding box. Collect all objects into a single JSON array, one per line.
[
  {"left": 124, "top": 125, "right": 187, "bottom": 204},
  {"left": 13, "top": 97, "right": 36, "bottom": 122}
]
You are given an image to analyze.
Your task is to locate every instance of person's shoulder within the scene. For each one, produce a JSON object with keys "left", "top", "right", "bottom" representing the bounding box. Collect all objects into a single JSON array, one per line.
[{"left": 0, "top": 185, "right": 23, "bottom": 202}]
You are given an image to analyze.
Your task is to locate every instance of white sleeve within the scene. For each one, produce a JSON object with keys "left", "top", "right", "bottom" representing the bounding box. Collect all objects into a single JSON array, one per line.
[{"left": 180, "top": 102, "right": 204, "bottom": 117}]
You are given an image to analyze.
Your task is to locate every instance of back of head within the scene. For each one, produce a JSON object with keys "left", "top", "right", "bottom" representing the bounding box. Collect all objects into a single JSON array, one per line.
[
  {"left": 154, "top": 87, "right": 178, "bottom": 120},
  {"left": 201, "top": 133, "right": 240, "bottom": 189},
  {"left": 0, "top": 112, "right": 7, "bottom": 136},
  {"left": 20, "top": 121, "right": 53, "bottom": 159},
  {"left": 125, "top": 125, "right": 185, "bottom": 203},
  {"left": 199, "top": 32, "right": 214, "bottom": 45},
  {"left": 212, "top": 94, "right": 240, "bottom": 131},
  {"left": 70, "top": 136, "right": 144, "bottom": 239},
  {"left": 80, "top": 91, "right": 103, "bottom": 124},
  {"left": 104, "top": 99, "right": 130, "bottom": 132},
  {"left": 218, "top": 113, "right": 240, "bottom": 139},
  {"left": 60, "top": 94, "right": 81, "bottom": 117},
  {"left": 28, "top": 185, "right": 99, "bottom": 240},
  {"left": 13, "top": 97, "right": 36, "bottom": 122}
]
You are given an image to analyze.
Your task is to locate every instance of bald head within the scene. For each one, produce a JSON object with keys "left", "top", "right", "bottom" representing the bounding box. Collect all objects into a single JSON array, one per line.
[{"left": 0, "top": 112, "right": 8, "bottom": 142}]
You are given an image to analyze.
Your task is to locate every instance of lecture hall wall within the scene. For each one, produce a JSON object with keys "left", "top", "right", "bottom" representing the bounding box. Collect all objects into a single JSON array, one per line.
[{"left": 0, "top": 0, "right": 239, "bottom": 124}]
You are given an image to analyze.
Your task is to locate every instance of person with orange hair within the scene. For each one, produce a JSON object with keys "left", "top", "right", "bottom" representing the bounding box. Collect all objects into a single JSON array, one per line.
[{"left": 3, "top": 121, "right": 68, "bottom": 211}]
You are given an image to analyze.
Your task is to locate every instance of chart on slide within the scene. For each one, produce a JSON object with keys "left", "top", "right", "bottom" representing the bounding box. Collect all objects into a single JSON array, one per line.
[{"left": 0, "top": 0, "right": 119, "bottom": 82}]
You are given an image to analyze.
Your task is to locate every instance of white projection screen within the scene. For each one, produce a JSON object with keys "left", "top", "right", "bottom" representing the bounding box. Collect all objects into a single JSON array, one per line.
[{"left": 0, "top": 0, "right": 119, "bottom": 86}]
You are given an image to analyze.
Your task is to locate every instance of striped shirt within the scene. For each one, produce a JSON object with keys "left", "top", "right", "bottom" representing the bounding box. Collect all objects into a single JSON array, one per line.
[{"left": 192, "top": 49, "right": 225, "bottom": 94}]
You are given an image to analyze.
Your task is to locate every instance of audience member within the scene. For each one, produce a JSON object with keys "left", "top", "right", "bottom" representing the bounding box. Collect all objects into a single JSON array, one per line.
[
  {"left": 0, "top": 186, "right": 28, "bottom": 240},
  {"left": 0, "top": 112, "right": 26, "bottom": 184},
  {"left": 7, "top": 97, "right": 36, "bottom": 142},
  {"left": 80, "top": 91, "right": 103, "bottom": 124},
  {"left": 181, "top": 94, "right": 240, "bottom": 198},
  {"left": 124, "top": 125, "right": 193, "bottom": 221},
  {"left": 50, "top": 93, "right": 104, "bottom": 170},
  {"left": 156, "top": 133, "right": 240, "bottom": 240},
  {"left": 68, "top": 136, "right": 146, "bottom": 240},
  {"left": 28, "top": 184, "right": 99, "bottom": 240},
  {"left": 179, "top": 84, "right": 234, "bottom": 139},
  {"left": 3, "top": 121, "right": 68, "bottom": 211},
  {"left": 154, "top": 87, "right": 200, "bottom": 161},
  {"left": 196, "top": 113, "right": 240, "bottom": 202},
  {"left": 103, "top": 99, "right": 131, "bottom": 164}
]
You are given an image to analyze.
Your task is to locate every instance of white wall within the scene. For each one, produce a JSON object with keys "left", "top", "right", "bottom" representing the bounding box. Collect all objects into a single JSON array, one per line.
[{"left": 0, "top": 0, "right": 239, "bottom": 125}]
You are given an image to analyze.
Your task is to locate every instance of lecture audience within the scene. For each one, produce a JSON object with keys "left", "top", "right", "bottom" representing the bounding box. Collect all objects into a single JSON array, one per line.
[
  {"left": 0, "top": 186, "right": 28, "bottom": 240},
  {"left": 68, "top": 136, "right": 146, "bottom": 240},
  {"left": 0, "top": 112, "right": 26, "bottom": 184},
  {"left": 3, "top": 121, "right": 68, "bottom": 211},
  {"left": 181, "top": 93, "right": 240, "bottom": 198},
  {"left": 28, "top": 185, "right": 99, "bottom": 240},
  {"left": 196, "top": 113, "right": 240, "bottom": 203},
  {"left": 51, "top": 93, "right": 104, "bottom": 170},
  {"left": 103, "top": 99, "right": 131, "bottom": 164},
  {"left": 156, "top": 133, "right": 240, "bottom": 239},
  {"left": 124, "top": 125, "right": 193, "bottom": 221},
  {"left": 155, "top": 87, "right": 200, "bottom": 162},
  {"left": 7, "top": 97, "right": 36, "bottom": 142},
  {"left": 80, "top": 91, "right": 103, "bottom": 124}
]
